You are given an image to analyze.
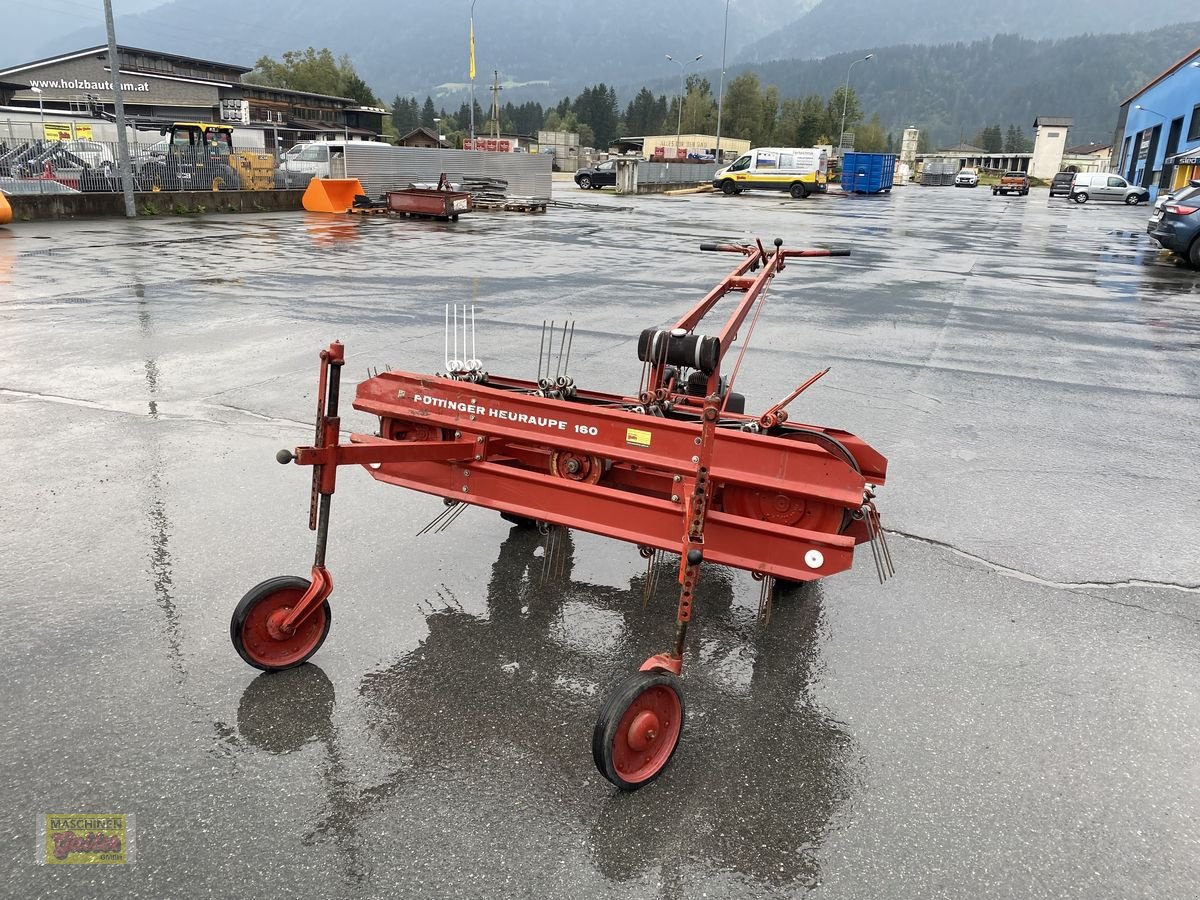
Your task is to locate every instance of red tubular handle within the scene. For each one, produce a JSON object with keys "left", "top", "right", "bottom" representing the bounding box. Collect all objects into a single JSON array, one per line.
[
  {"left": 781, "top": 248, "right": 851, "bottom": 258},
  {"left": 699, "top": 242, "right": 752, "bottom": 252},
  {"left": 700, "top": 243, "right": 850, "bottom": 258}
]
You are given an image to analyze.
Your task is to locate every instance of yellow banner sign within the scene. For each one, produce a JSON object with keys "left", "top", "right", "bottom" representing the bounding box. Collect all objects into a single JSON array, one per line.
[
  {"left": 44, "top": 122, "right": 73, "bottom": 142},
  {"left": 41, "top": 814, "right": 132, "bottom": 865}
]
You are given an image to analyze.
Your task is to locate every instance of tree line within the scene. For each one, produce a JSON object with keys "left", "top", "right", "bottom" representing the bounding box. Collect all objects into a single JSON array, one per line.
[{"left": 255, "top": 39, "right": 1123, "bottom": 153}]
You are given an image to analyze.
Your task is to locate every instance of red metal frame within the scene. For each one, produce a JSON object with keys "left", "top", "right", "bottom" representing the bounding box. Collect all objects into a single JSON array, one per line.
[{"left": 276, "top": 239, "right": 888, "bottom": 676}]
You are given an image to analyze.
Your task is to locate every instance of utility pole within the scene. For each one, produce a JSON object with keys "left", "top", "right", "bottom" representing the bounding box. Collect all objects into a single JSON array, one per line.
[
  {"left": 715, "top": 0, "right": 729, "bottom": 162},
  {"left": 103, "top": 0, "right": 136, "bottom": 218},
  {"left": 469, "top": 0, "right": 477, "bottom": 143},
  {"left": 489, "top": 70, "right": 502, "bottom": 140}
]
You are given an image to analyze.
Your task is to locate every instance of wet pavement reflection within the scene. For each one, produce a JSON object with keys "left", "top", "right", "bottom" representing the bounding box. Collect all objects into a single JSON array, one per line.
[{"left": 2, "top": 185, "right": 1199, "bottom": 898}]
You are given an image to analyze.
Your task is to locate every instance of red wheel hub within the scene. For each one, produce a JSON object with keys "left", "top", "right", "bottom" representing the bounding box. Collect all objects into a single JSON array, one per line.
[
  {"left": 239, "top": 585, "right": 328, "bottom": 669},
  {"left": 722, "top": 485, "right": 843, "bottom": 534},
  {"left": 550, "top": 450, "right": 603, "bottom": 484},
  {"left": 626, "top": 710, "right": 660, "bottom": 752},
  {"left": 610, "top": 684, "right": 682, "bottom": 783}
]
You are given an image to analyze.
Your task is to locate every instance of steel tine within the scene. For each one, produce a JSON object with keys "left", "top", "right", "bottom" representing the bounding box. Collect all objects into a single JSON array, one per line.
[
  {"left": 444, "top": 304, "right": 450, "bottom": 370},
  {"left": 470, "top": 304, "right": 477, "bottom": 368},
  {"left": 555, "top": 320, "right": 568, "bottom": 380},
  {"left": 434, "top": 502, "right": 466, "bottom": 534},
  {"left": 541, "top": 524, "right": 555, "bottom": 583},
  {"left": 538, "top": 320, "right": 548, "bottom": 382},
  {"left": 866, "top": 504, "right": 888, "bottom": 580},
  {"left": 557, "top": 526, "right": 568, "bottom": 578},
  {"left": 874, "top": 506, "right": 896, "bottom": 576},
  {"left": 865, "top": 507, "right": 886, "bottom": 583},
  {"left": 417, "top": 503, "right": 453, "bottom": 536},
  {"left": 563, "top": 321, "right": 575, "bottom": 378}
]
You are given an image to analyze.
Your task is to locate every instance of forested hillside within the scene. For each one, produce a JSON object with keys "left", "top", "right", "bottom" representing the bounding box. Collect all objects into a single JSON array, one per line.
[{"left": 734, "top": 26, "right": 1200, "bottom": 145}]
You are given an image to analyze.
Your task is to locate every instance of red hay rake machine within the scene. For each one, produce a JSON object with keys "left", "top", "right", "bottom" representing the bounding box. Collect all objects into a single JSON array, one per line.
[{"left": 231, "top": 237, "right": 892, "bottom": 790}]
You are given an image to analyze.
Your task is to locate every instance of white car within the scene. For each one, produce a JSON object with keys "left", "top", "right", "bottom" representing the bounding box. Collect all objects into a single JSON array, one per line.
[
  {"left": 61, "top": 140, "right": 114, "bottom": 169},
  {"left": 955, "top": 168, "right": 979, "bottom": 187}
]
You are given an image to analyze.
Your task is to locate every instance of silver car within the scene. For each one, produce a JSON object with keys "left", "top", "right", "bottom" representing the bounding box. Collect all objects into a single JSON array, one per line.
[
  {"left": 61, "top": 140, "right": 114, "bottom": 169},
  {"left": 1070, "top": 172, "right": 1150, "bottom": 205}
]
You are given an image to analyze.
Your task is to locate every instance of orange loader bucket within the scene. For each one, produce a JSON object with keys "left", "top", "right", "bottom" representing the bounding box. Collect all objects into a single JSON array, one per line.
[
  {"left": 0, "top": 192, "right": 12, "bottom": 226},
  {"left": 302, "top": 178, "right": 365, "bottom": 213}
]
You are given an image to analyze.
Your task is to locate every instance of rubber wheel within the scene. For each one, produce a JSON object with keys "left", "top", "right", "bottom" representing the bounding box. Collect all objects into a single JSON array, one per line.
[
  {"left": 1073, "top": 192, "right": 1088, "bottom": 204},
  {"left": 1020, "top": 189, "right": 1028, "bottom": 195},
  {"left": 577, "top": 175, "right": 592, "bottom": 190},
  {"left": 789, "top": 182, "right": 808, "bottom": 199},
  {"left": 1124, "top": 194, "right": 1140, "bottom": 205},
  {"left": 216, "top": 164, "right": 241, "bottom": 191},
  {"left": 992, "top": 189, "right": 998, "bottom": 195},
  {"left": 1189, "top": 237, "right": 1200, "bottom": 270},
  {"left": 499, "top": 511, "right": 538, "bottom": 528},
  {"left": 593, "top": 669, "right": 685, "bottom": 790},
  {"left": 720, "top": 179, "right": 736, "bottom": 195},
  {"left": 231, "top": 576, "right": 331, "bottom": 671}
]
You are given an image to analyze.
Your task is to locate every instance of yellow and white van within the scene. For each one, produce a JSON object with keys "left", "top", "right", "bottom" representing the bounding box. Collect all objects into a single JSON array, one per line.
[{"left": 712, "top": 147, "right": 829, "bottom": 198}]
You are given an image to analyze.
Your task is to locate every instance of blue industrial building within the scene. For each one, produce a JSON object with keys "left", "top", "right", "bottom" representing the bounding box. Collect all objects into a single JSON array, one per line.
[{"left": 1113, "top": 46, "right": 1200, "bottom": 201}]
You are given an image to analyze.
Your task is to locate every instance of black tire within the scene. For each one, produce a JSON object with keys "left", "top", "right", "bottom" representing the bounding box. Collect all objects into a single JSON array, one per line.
[
  {"left": 231, "top": 576, "right": 331, "bottom": 672},
  {"left": 499, "top": 511, "right": 538, "bottom": 528},
  {"left": 141, "top": 162, "right": 167, "bottom": 191},
  {"left": 1189, "top": 237, "right": 1200, "bottom": 270},
  {"left": 1020, "top": 189, "right": 1028, "bottom": 196},
  {"left": 720, "top": 179, "right": 737, "bottom": 195},
  {"left": 577, "top": 175, "right": 592, "bottom": 190},
  {"left": 592, "top": 669, "right": 685, "bottom": 790},
  {"left": 1124, "top": 194, "right": 1140, "bottom": 206},
  {"left": 789, "top": 182, "right": 808, "bottom": 199},
  {"left": 215, "top": 164, "right": 241, "bottom": 191},
  {"left": 992, "top": 188, "right": 999, "bottom": 195},
  {"left": 1073, "top": 192, "right": 1088, "bottom": 204}
]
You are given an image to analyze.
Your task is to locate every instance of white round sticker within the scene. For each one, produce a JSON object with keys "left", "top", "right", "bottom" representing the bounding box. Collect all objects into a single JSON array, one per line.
[{"left": 804, "top": 549, "right": 824, "bottom": 569}]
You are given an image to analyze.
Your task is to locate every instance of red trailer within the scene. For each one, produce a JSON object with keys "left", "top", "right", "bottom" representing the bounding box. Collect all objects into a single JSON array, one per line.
[{"left": 231, "top": 238, "right": 892, "bottom": 789}]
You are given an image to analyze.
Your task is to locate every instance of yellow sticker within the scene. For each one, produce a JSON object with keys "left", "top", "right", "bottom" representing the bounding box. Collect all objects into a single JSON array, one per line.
[
  {"left": 625, "top": 428, "right": 652, "bottom": 448},
  {"left": 41, "top": 814, "right": 132, "bottom": 865}
]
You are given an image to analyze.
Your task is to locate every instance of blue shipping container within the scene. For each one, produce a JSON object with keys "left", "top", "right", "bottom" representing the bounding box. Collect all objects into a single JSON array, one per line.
[{"left": 840, "top": 153, "right": 897, "bottom": 194}]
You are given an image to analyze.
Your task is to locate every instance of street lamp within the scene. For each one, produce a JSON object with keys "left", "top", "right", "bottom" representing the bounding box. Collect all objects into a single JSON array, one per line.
[
  {"left": 838, "top": 53, "right": 873, "bottom": 155},
  {"left": 1134, "top": 103, "right": 1166, "bottom": 117},
  {"left": 433, "top": 117, "right": 445, "bottom": 146},
  {"left": 715, "top": 0, "right": 730, "bottom": 162},
  {"left": 665, "top": 53, "right": 703, "bottom": 148},
  {"left": 29, "top": 86, "right": 45, "bottom": 141},
  {"left": 29, "top": 85, "right": 45, "bottom": 194}
]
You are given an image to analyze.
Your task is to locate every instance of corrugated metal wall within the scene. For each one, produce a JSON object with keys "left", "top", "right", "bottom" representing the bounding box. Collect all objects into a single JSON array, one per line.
[
  {"left": 344, "top": 146, "right": 552, "bottom": 198},
  {"left": 637, "top": 162, "right": 720, "bottom": 184}
]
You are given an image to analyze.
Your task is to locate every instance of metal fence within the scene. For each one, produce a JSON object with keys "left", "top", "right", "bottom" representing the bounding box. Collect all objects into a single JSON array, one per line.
[
  {"left": 637, "top": 162, "right": 721, "bottom": 185},
  {"left": 0, "top": 134, "right": 553, "bottom": 198}
]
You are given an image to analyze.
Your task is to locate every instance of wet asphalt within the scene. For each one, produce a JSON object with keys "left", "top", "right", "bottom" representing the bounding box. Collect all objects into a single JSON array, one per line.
[{"left": 2, "top": 182, "right": 1198, "bottom": 899}]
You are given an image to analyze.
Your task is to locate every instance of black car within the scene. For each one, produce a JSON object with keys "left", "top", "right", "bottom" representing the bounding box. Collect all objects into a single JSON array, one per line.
[
  {"left": 1049, "top": 171, "right": 1075, "bottom": 197},
  {"left": 1147, "top": 182, "right": 1200, "bottom": 268},
  {"left": 574, "top": 159, "right": 616, "bottom": 190}
]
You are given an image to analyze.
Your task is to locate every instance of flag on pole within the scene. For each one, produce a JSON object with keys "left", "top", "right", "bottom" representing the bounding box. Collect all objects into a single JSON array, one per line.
[{"left": 469, "top": 19, "right": 476, "bottom": 81}]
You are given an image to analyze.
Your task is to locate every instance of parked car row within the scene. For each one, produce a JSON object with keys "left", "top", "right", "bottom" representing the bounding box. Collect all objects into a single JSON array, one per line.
[{"left": 1147, "top": 179, "right": 1200, "bottom": 268}]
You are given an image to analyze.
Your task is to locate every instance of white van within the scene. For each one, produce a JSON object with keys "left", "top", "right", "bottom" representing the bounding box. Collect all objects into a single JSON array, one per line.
[
  {"left": 712, "top": 147, "right": 829, "bottom": 198},
  {"left": 279, "top": 140, "right": 394, "bottom": 179},
  {"left": 1068, "top": 172, "right": 1151, "bottom": 205}
]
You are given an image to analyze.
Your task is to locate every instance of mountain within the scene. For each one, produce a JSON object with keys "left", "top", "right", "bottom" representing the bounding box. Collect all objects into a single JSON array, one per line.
[
  {"left": 729, "top": 24, "right": 1200, "bottom": 146},
  {"left": 27, "top": 0, "right": 817, "bottom": 101},
  {"left": 0, "top": 0, "right": 163, "bottom": 66},
  {"left": 740, "top": 0, "right": 1199, "bottom": 62}
]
